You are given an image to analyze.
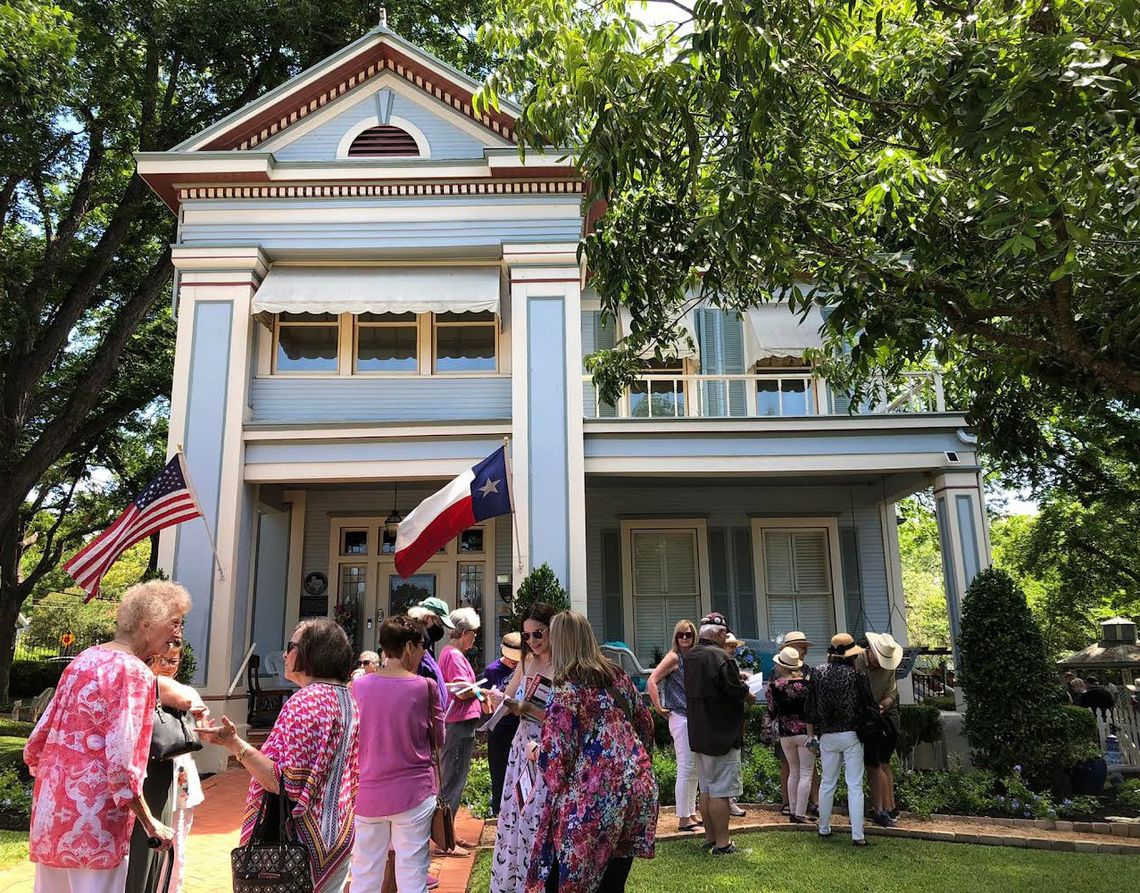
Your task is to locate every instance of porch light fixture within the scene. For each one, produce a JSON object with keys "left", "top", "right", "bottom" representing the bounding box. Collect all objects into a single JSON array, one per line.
[{"left": 384, "top": 482, "right": 403, "bottom": 538}]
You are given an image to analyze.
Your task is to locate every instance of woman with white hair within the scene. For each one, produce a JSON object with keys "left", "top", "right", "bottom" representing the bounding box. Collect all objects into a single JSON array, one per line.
[
  {"left": 24, "top": 580, "right": 190, "bottom": 892},
  {"left": 437, "top": 606, "right": 482, "bottom": 853}
]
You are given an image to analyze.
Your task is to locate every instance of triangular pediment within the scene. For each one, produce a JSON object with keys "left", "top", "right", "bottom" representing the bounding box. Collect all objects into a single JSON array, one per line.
[{"left": 176, "top": 27, "right": 518, "bottom": 154}]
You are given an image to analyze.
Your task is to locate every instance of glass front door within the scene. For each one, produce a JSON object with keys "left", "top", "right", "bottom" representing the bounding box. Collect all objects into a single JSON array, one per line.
[{"left": 389, "top": 573, "right": 437, "bottom": 616}]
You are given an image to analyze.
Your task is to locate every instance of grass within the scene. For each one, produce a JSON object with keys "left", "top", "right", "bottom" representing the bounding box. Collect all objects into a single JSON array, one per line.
[
  {"left": 466, "top": 832, "right": 1137, "bottom": 893},
  {"left": 0, "top": 832, "right": 27, "bottom": 870},
  {"left": 0, "top": 739, "right": 25, "bottom": 772}
]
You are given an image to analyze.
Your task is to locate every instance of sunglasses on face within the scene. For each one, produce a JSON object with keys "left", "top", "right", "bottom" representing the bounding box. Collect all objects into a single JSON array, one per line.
[
  {"left": 359, "top": 660, "right": 374, "bottom": 666},
  {"left": 676, "top": 631, "right": 694, "bottom": 641},
  {"left": 521, "top": 629, "right": 546, "bottom": 642}
]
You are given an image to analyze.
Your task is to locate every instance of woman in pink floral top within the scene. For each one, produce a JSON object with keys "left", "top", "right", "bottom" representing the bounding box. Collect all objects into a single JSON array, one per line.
[
  {"left": 200, "top": 618, "right": 359, "bottom": 892},
  {"left": 24, "top": 581, "right": 190, "bottom": 893},
  {"left": 527, "top": 612, "right": 658, "bottom": 893}
]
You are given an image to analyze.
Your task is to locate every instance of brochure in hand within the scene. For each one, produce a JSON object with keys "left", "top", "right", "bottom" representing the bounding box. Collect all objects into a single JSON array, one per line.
[{"left": 519, "top": 674, "right": 553, "bottom": 723}]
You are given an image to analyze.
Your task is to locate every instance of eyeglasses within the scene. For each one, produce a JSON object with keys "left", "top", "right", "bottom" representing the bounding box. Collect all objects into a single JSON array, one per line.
[
  {"left": 359, "top": 660, "right": 374, "bottom": 666},
  {"left": 286, "top": 641, "right": 299, "bottom": 654},
  {"left": 676, "top": 631, "right": 694, "bottom": 641},
  {"left": 521, "top": 629, "right": 546, "bottom": 642}
]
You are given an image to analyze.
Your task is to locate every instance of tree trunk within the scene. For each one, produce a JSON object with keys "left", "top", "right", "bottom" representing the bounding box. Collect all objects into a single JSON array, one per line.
[{"left": 0, "top": 519, "right": 29, "bottom": 705}]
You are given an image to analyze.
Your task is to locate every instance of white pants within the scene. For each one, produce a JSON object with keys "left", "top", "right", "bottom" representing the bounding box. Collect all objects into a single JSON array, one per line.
[
  {"left": 668, "top": 712, "right": 698, "bottom": 818},
  {"left": 34, "top": 860, "right": 128, "bottom": 893},
  {"left": 818, "top": 730, "right": 865, "bottom": 841},
  {"left": 780, "top": 734, "right": 814, "bottom": 818},
  {"left": 351, "top": 793, "right": 436, "bottom": 893}
]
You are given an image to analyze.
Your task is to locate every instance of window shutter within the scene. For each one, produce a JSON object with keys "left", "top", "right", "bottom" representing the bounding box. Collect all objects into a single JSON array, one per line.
[
  {"left": 592, "top": 311, "right": 618, "bottom": 418},
  {"left": 631, "top": 530, "right": 700, "bottom": 665},
  {"left": 722, "top": 312, "right": 747, "bottom": 415},
  {"left": 708, "top": 528, "right": 733, "bottom": 622},
  {"left": 764, "top": 531, "right": 795, "bottom": 593},
  {"left": 792, "top": 531, "right": 830, "bottom": 593},
  {"left": 839, "top": 527, "right": 865, "bottom": 638},
  {"left": 732, "top": 528, "right": 759, "bottom": 639},
  {"left": 602, "top": 529, "right": 624, "bottom": 642}
]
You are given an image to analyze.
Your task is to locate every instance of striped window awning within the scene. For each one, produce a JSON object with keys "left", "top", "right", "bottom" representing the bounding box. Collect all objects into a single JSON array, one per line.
[{"left": 252, "top": 266, "right": 501, "bottom": 315}]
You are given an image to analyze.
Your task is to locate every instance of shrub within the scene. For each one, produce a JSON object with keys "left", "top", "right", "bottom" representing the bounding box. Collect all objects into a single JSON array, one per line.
[
  {"left": 175, "top": 641, "right": 197, "bottom": 686},
  {"left": 1116, "top": 779, "right": 1140, "bottom": 813},
  {"left": 507, "top": 563, "right": 570, "bottom": 633},
  {"left": 740, "top": 743, "right": 783, "bottom": 803},
  {"left": 0, "top": 768, "right": 32, "bottom": 820},
  {"left": 897, "top": 704, "right": 943, "bottom": 754},
  {"left": 0, "top": 721, "right": 33, "bottom": 738},
  {"left": 926, "top": 695, "right": 957, "bottom": 712},
  {"left": 9, "top": 661, "right": 67, "bottom": 699},
  {"left": 652, "top": 750, "right": 677, "bottom": 805},
  {"left": 460, "top": 756, "right": 493, "bottom": 819},
  {"left": 958, "top": 568, "right": 1069, "bottom": 787},
  {"left": 1056, "top": 795, "right": 1103, "bottom": 818},
  {"left": 896, "top": 766, "right": 997, "bottom": 818}
]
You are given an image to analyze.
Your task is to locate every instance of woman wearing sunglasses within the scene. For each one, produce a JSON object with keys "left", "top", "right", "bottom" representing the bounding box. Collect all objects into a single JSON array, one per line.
[
  {"left": 489, "top": 602, "right": 556, "bottom": 893},
  {"left": 647, "top": 619, "right": 701, "bottom": 832}
]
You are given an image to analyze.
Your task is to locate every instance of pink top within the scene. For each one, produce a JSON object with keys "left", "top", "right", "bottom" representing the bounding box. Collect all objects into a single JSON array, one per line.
[
  {"left": 353, "top": 674, "right": 444, "bottom": 817},
  {"left": 24, "top": 646, "right": 155, "bottom": 869},
  {"left": 438, "top": 644, "right": 481, "bottom": 723},
  {"left": 241, "top": 682, "right": 359, "bottom": 890}
]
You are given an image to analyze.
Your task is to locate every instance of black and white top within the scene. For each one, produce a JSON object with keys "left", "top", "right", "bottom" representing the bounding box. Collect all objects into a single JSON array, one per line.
[{"left": 804, "top": 662, "right": 875, "bottom": 737}]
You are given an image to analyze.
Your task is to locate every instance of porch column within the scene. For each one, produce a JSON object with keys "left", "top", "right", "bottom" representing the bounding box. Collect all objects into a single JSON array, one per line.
[
  {"left": 505, "top": 246, "right": 587, "bottom": 611},
  {"left": 932, "top": 470, "right": 992, "bottom": 668},
  {"left": 158, "top": 246, "right": 267, "bottom": 772}
]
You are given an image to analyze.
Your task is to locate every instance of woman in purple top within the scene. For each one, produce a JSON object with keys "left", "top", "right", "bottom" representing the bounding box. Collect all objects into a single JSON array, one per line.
[{"left": 350, "top": 615, "right": 445, "bottom": 893}]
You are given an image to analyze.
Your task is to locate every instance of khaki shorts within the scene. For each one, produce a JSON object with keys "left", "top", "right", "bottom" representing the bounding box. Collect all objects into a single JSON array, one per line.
[{"left": 693, "top": 748, "right": 743, "bottom": 799}]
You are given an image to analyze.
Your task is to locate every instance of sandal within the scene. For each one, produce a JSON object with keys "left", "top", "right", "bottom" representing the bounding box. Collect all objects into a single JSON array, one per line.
[
  {"left": 780, "top": 804, "right": 791, "bottom": 816},
  {"left": 678, "top": 823, "right": 701, "bottom": 832}
]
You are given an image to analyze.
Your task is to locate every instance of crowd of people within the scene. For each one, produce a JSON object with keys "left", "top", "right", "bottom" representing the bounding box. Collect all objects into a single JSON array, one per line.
[{"left": 22, "top": 578, "right": 910, "bottom": 892}]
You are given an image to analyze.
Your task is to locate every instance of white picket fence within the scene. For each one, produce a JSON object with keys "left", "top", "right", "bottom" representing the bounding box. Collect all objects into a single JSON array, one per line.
[{"left": 1096, "top": 703, "right": 1140, "bottom": 767}]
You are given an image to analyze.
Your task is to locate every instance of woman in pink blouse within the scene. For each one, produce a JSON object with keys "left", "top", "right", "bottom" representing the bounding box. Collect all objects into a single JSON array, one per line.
[
  {"left": 438, "top": 606, "right": 482, "bottom": 853},
  {"left": 350, "top": 615, "right": 445, "bottom": 893},
  {"left": 24, "top": 581, "right": 190, "bottom": 893},
  {"left": 200, "top": 618, "right": 359, "bottom": 893}
]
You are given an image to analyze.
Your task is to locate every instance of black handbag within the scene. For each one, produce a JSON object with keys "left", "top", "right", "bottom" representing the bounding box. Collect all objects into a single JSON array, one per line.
[
  {"left": 149, "top": 682, "right": 203, "bottom": 761},
  {"left": 231, "top": 784, "right": 313, "bottom": 893}
]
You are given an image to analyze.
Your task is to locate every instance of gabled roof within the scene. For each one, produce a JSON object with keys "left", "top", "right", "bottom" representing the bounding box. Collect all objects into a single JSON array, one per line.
[{"left": 176, "top": 26, "right": 520, "bottom": 153}]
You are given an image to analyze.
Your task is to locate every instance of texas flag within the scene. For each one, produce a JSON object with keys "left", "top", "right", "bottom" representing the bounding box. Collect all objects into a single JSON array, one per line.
[{"left": 395, "top": 446, "right": 514, "bottom": 578}]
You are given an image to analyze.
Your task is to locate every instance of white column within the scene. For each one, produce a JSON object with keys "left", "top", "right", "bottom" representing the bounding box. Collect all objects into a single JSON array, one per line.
[
  {"left": 160, "top": 246, "right": 268, "bottom": 773},
  {"left": 932, "top": 470, "right": 991, "bottom": 669},
  {"left": 504, "top": 245, "right": 587, "bottom": 611}
]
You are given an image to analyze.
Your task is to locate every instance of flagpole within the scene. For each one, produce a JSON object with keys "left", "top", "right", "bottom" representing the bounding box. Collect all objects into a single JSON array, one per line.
[
  {"left": 503, "top": 437, "right": 524, "bottom": 571},
  {"left": 175, "top": 447, "right": 226, "bottom": 581}
]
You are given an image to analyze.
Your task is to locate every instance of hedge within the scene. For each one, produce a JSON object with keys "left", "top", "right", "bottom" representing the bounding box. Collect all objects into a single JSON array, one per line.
[{"left": 9, "top": 660, "right": 68, "bottom": 699}]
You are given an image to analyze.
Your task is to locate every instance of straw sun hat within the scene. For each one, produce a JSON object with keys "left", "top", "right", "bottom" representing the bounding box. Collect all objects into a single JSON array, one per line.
[
  {"left": 865, "top": 631, "right": 904, "bottom": 671},
  {"left": 774, "top": 646, "right": 803, "bottom": 671}
]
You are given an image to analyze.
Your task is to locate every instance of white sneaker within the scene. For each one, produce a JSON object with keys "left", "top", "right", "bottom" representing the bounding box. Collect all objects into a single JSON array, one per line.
[{"left": 728, "top": 801, "right": 747, "bottom": 817}]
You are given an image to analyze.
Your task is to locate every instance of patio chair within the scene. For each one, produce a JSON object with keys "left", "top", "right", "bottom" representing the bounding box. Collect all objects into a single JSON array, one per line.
[
  {"left": 600, "top": 643, "right": 652, "bottom": 691},
  {"left": 13, "top": 687, "right": 55, "bottom": 723},
  {"left": 246, "top": 655, "right": 292, "bottom": 727}
]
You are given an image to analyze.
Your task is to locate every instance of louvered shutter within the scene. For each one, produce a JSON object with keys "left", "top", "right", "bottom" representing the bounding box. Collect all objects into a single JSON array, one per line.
[
  {"left": 697, "top": 309, "right": 746, "bottom": 416},
  {"left": 631, "top": 530, "right": 701, "bottom": 665},
  {"left": 732, "top": 528, "right": 759, "bottom": 638},
  {"left": 592, "top": 311, "right": 618, "bottom": 418},
  {"left": 602, "top": 529, "right": 624, "bottom": 642},
  {"left": 722, "top": 313, "right": 747, "bottom": 415},
  {"left": 762, "top": 528, "right": 836, "bottom": 647}
]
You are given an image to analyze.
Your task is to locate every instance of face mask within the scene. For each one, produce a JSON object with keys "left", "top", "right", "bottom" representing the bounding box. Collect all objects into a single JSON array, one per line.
[{"left": 428, "top": 624, "right": 445, "bottom": 643}]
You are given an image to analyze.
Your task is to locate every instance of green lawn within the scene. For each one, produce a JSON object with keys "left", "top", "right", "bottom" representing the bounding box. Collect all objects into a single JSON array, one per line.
[
  {"left": 0, "top": 831, "right": 27, "bottom": 870},
  {"left": 0, "top": 738, "right": 26, "bottom": 771},
  {"left": 467, "top": 832, "right": 1136, "bottom": 893}
]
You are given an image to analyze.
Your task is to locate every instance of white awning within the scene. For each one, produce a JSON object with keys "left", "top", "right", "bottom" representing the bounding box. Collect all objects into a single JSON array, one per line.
[
  {"left": 617, "top": 307, "right": 699, "bottom": 360},
  {"left": 252, "top": 266, "right": 501, "bottom": 315},
  {"left": 744, "top": 304, "right": 824, "bottom": 366}
]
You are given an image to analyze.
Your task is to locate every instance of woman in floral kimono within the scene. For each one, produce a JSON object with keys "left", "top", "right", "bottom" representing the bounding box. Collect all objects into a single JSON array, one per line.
[{"left": 527, "top": 612, "right": 658, "bottom": 893}]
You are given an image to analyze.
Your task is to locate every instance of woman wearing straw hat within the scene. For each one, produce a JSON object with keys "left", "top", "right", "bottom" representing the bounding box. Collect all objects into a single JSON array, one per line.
[
  {"left": 857, "top": 632, "right": 904, "bottom": 827},
  {"left": 805, "top": 634, "right": 876, "bottom": 846},
  {"left": 767, "top": 647, "right": 814, "bottom": 823}
]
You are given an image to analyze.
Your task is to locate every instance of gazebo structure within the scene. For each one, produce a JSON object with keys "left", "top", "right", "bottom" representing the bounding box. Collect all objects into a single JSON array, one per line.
[{"left": 1059, "top": 617, "right": 1140, "bottom": 690}]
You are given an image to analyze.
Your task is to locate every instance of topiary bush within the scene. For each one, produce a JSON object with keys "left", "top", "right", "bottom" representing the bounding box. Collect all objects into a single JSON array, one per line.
[
  {"left": 507, "top": 563, "right": 570, "bottom": 632},
  {"left": 959, "top": 568, "right": 1070, "bottom": 787},
  {"left": 897, "top": 704, "right": 943, "bottom": 755}
]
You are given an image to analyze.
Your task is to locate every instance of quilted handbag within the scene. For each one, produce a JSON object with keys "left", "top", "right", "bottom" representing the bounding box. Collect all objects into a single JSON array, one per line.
[
  {"left": 231, "top": 783, "right": 313, "bottom": 893},
  {"left": 425, "top": 679, "right": 456, "bottom": 852}
]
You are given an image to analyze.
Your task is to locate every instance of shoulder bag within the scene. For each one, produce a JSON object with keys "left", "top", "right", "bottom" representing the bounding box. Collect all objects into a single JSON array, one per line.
[
  {"left": 150, "top": 682, "right": 203, "bottom": 762},
  {"left": 231, "top": 782, "right": 313, "bottom": 893},
  {"left": 425, "top": 679, "right": 456, "bottom": 852}
]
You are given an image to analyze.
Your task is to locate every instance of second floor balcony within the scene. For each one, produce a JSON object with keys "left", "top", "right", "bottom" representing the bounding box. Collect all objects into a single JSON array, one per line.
[{"left": 582, "top": 370, "right": 946, "bottom": 420}]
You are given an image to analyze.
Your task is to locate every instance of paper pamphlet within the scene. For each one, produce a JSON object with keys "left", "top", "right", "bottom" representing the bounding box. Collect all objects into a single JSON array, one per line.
[
  {"left": 746, "top": 673, "right": 767, "bottom": 697},
  {"left": 516, "top": 759, "right": 537, "bottom": 805},
  {"left": 477, "top": 690, "right": 510, "bottom": 733}
]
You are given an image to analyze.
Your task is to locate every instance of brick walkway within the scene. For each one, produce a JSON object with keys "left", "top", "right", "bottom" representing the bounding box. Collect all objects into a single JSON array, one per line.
[{"left": 0, "top": 769, "right": 484, "bottom": 893}]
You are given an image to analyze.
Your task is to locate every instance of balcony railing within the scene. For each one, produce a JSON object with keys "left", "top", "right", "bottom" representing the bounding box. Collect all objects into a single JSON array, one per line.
[{"left": 582, "top": 371, "right": 945, "bottom": 419}]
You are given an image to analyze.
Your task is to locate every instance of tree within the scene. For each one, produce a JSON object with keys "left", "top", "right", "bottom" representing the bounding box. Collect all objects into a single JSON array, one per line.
[
  {"left": 508, "top": 563, "right": 570, "bottom": 632},
  {"left": 0, "top": 0, "right": 495, "bottom": 701},
  {"left": 476, "top": 0, "right": 1140, "bottom": 495},
  {"left": 896, "top": 498, "right": 950, "bottom": 650}
]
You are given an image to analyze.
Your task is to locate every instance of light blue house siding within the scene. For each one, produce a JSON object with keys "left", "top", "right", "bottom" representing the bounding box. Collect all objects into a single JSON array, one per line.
[
  {"left": 585, "top": 481, "right": 896, "bottom": 654},
  {"left": 177, "top": 196, "right": 583, "bottom": 252},
  {"left": 247, "top": 376, "right": 512, "bottom": 424},
  {"left": 269, "top": 89, "right": 496, "bottom": 161}
]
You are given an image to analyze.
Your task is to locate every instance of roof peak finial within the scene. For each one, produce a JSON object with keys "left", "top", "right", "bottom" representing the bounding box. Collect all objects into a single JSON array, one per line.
[{"left": 378, "top": 6, "right": 388, "bottom": 28}]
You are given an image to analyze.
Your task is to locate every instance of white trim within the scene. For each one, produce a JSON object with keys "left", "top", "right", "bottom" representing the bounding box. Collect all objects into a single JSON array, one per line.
[
  {"left": 180, "top": 204, "right": 581, "bottom": 228},
  {"left": 242, "top": 422, "right": 512, "bottom": 442},
  {"left": 563, "top": 280, "right": 588, "bottom": 604},
  {"left": 244, "top": 458, "right": 479, "bottom": 483},
  {"left": 584, "top": 454, "right": 978, "bottom": 476},
  {"left": 584, "top": 414, "right": 970, "bottom": 435},
  {"left": 619, "top": 519, "right": 712, "bottom": 662},
  {"left": 334, "top": 113, "right": 432, "bottom": 160},
  {"left": 283, "top": 490, "right": 307, "bottom": 636},
  {"left": 749, "top": 517, "right": 845, "bottom": 645}
]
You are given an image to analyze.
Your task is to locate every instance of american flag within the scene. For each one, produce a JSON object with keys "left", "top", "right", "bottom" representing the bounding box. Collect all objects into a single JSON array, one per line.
[{"left": 64, "top": 454, "right": 203, "bottom": 602}]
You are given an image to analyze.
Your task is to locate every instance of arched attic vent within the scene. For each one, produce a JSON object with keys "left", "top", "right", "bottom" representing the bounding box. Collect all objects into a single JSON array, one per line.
[{"left": 347, "top": 124, "right": 420, "bottom": 157}]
